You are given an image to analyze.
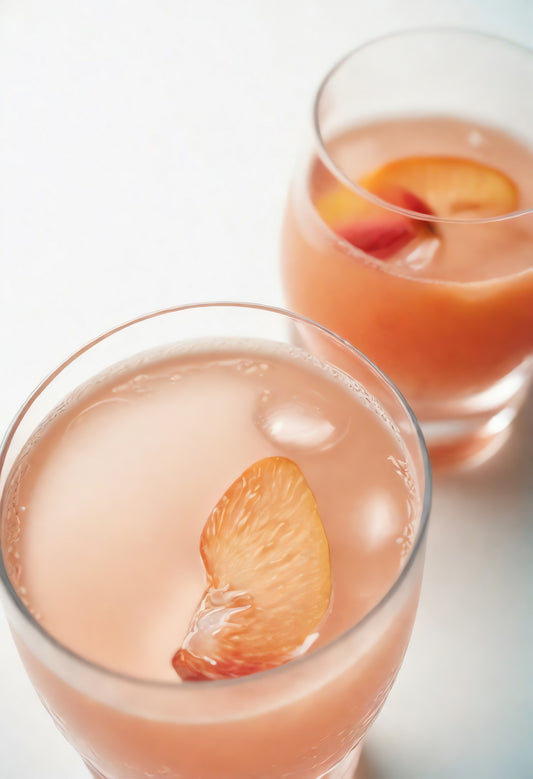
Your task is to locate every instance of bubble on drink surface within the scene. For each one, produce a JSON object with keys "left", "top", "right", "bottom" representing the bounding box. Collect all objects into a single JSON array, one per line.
[
  {"left": 256, "top": 391, "right": 349, "bottom": 452},
  {"left": 388, "top": 456, "right": 419, "bottom": 563},
  {"left": 112, "top": 373, "right": 152, "bottom": 394},
  {"left": 468, "top": 129, "right": 484, "bottom": 148},
  {"left": 237, "top": 359, "right": 270, "bottom": 376}
]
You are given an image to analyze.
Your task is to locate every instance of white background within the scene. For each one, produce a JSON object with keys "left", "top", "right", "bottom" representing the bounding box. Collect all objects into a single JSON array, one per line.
[{"left": 0, "top": 2, "right": 532, "bottom": 778}]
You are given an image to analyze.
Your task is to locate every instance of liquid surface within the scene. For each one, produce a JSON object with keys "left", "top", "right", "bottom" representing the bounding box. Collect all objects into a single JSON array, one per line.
[
  {"left": 314, "top": 116, "right": 533, "bottom": 282},
  {"left": 2, "top": 341, "right": 418, "bottom": 682}
]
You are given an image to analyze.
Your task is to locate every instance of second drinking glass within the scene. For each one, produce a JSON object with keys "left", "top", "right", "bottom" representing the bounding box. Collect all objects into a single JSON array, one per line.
[{"left": 282, "top": 29, "right": 533, "bottom": 466}]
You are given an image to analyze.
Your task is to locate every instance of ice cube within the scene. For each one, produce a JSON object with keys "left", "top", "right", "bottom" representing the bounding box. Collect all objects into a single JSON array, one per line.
[{"left": 256, "top": 394, "right": 347, "bottom": 452}]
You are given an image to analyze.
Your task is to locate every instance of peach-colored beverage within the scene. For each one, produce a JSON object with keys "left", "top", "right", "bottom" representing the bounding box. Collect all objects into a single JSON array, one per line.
[
  {"left": 282, "top": 31, "right": 533, "bottom": 466},
  {"left": 0, "top": 305, "right": 430, "bottom": 779}
]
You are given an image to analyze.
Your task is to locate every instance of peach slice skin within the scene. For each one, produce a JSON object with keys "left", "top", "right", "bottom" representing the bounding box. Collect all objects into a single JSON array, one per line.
[
  {"left": 338, "top": 217, "right": 417, "bottom": 259},
  {"left": 317, "top": 183, "right": 433, "bottom": 259},
  {"left": 173, "top": 457, "right": 331, "bottom": 681}
]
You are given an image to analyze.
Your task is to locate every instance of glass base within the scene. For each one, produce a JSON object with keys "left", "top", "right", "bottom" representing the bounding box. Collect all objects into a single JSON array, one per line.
[
  {"left": 422, "top": 416, "right": 512, "bottom": 469},
  {"left": 417, "top": 365, "right": 532, "bottom": 469}
]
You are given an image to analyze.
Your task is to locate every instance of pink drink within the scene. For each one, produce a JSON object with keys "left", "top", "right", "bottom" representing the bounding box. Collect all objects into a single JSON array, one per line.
[
  {"left": 0, "top": 305, "right": 429, "bottom": 779},
  {"left": 282, "top": 30, "right": 533, "bottom": 466},
  {"left": 282, "top": 116, "right": 533, "bottom": 464}
]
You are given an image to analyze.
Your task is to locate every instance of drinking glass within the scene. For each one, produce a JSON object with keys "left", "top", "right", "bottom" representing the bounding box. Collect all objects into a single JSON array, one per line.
[
  {"left": 282, "top": 29, "right": 533, "bottom": 466},
  {"left": 0, "top": 303, "right": 431, "bottom": 779}
]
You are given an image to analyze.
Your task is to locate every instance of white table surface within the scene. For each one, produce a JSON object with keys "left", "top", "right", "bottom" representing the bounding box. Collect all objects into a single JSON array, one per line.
[{"left": 0, "top": 2, "right": 531, "bottom": 778}]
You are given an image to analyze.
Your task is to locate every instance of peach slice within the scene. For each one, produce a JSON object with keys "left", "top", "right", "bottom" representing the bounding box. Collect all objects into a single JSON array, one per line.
[
  {"left": 316, "top": 184, "right": 432, "bottom": 259},
  {"left": 339, "top": 216, "right": 418, "bottom": 260},
  {"left": 172, "top": 457, "right": 331, "bottom": 681},
  {"left": 317, "top": 183, "right": 372, "bottom": 227},
  {"left": 360, "top": 156, "right": 518, "bottom": 218}
]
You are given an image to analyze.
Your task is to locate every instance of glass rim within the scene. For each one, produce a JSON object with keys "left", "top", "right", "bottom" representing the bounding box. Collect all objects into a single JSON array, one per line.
[
  {"left": 0, "top": 301, "right": 432, "bottom": 693},
  {"left": 313, "top": 26, "right": 533, "bottom": 225}
]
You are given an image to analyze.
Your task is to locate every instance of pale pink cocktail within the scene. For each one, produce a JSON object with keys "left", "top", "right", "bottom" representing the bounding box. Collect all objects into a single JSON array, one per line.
[{"left": 0, "top": 304, "right": 430, "bottom": 778}]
